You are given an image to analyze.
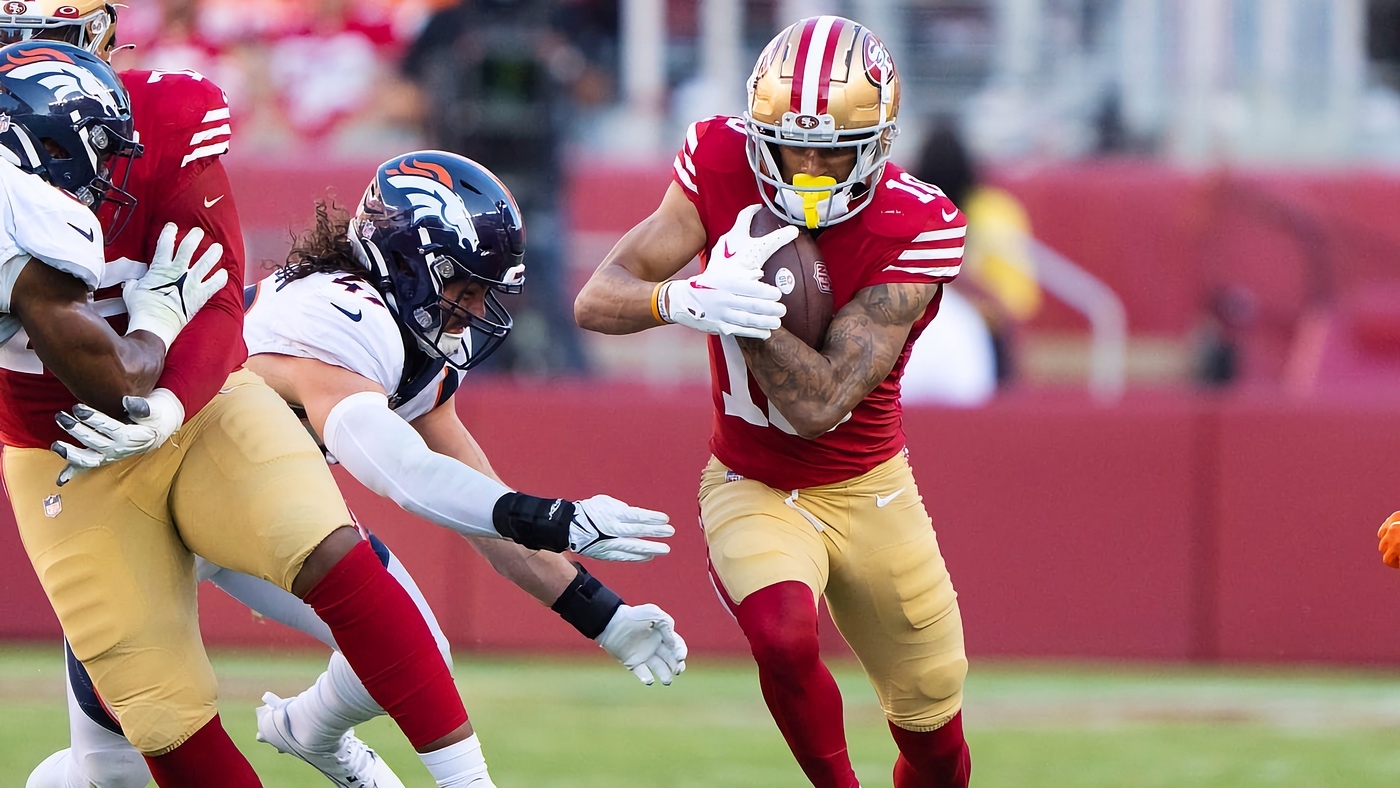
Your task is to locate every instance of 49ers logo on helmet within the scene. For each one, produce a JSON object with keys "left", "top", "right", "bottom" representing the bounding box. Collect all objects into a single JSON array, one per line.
[
  {"left": 795, "top": 114, "right": 820, "bottom": 130},
  {"left": 863, "top": 35, "right": 892, "bottom": 87},
  {"left": 3, "top": 2, "right": 28, "bottom": 15}
]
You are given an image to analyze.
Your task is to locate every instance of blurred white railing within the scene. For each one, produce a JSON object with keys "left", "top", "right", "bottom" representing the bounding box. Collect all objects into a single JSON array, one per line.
[{"left": 1027, "top": 237, "right": 1128, "bottom": 403}]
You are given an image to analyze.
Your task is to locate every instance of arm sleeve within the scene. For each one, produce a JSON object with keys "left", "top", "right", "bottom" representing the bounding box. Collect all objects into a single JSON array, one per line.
[
  {"left": 151, "top": 159, "right": 249, "bottom": 415},
  {"left": 323, "top": 390, "right": 515, "bottom": 539}
]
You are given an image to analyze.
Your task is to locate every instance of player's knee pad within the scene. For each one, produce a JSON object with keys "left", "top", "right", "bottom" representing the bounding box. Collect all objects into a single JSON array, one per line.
[
  {"left": 885, "top": 655, "right": 968, "bottom": 731},
  {"left": 74, "top": 748, "right": 151, "bottom": 788}
]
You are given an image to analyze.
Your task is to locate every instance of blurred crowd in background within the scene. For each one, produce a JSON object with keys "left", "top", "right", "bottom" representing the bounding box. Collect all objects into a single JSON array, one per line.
[{"left": 103, "top": 0, "right": 1400, "bottom": 397}]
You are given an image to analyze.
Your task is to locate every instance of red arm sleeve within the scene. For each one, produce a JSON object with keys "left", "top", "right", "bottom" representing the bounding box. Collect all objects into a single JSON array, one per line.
[{"left": 149, "top": 159, "right": 248, "bottom": 416}]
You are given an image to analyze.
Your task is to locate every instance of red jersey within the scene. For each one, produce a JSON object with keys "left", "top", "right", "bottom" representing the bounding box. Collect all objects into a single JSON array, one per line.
[
  {"left": 0, "top": 69, "right": 246, "bottom": 449},
  {"left": 673, "top": 116, "right": 966, "bottom": 490}
]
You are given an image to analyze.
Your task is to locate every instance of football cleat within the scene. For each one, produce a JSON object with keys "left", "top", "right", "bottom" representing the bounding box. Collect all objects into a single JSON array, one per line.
[{"left": 255, "top": 692, "right": 407, "bottom": 788}]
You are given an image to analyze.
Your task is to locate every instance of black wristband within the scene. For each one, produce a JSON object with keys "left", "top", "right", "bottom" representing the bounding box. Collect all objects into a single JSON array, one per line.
[
  {"left": 492, "top": 492, "right": 573, "bottom": 553},
  {"left": 551, "top": 562, "right": 625, "bottom": 639}
]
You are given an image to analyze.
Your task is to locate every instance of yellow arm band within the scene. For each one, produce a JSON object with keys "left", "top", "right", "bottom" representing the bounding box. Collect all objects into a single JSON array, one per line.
[{"left": 651, "top": 281, "right": 671, "bottom": 325}]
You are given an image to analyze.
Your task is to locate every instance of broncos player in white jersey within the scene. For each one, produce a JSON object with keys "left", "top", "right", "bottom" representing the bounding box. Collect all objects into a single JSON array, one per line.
[{"left": 35, "top": 152, "right": 687, "bottom": 788}]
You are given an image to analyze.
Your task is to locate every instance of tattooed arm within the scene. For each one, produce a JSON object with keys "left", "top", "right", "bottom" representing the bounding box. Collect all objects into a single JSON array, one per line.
[{"left": 737, "top": 281, "right": 941, "bottom": 439}]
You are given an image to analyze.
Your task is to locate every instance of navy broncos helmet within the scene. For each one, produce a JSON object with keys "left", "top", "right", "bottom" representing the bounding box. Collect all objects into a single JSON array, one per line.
[
  {"left": 349, "top": 151, "right": 526, "bottom": 370},
  {"left": 0, "top": 40, "right": 139, "bottom": 210}
]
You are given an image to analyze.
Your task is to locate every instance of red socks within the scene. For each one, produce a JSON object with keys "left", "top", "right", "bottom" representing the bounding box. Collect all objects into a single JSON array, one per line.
[
  {"left": 889, "top": 711, "right": 971, "bottom": 788},
  {"left": 733, "top": 581, "right": 859, "bottom": 788},
  {"left": 144, "top": 714, "right": 260, "bottom": 787},
  {"left": 302, "top": 540, "right": 467, "bottom": 749}
]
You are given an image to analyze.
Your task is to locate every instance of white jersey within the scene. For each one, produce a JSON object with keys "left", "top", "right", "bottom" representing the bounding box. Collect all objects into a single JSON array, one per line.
[
  {"left": 0, "top": 158, "right": 107, "bottom": 347},
  {"left": 243, "top": 270, "right": 459, "bottom": 423}
]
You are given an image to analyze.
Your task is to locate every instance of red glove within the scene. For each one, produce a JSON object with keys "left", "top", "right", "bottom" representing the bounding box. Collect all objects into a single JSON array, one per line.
[{"left": 1378, "top": 512, "right": 1400, "bottom": 568}]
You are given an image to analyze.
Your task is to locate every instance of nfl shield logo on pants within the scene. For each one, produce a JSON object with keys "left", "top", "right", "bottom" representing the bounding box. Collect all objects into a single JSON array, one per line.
[{"left": 43, "top": 495, "right": 61, "bottom": 518}]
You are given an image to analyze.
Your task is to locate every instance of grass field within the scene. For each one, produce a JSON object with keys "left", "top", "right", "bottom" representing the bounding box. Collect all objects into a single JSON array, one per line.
[{"left": 2, "top": 645, "right": 1400, "bottom": 787}]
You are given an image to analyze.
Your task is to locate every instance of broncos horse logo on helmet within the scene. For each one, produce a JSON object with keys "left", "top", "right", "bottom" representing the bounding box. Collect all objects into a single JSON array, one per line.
[
  {"left": 0, "top": 40, "right": 139, "bottom": 209},
  {"left": 349, "top": 151, "right": 526, "bottom": 371}
]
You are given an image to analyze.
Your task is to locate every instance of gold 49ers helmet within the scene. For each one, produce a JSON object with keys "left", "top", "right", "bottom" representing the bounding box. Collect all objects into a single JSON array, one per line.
[
  {"left": 0, "top": 1, "right": 117, "bottom": 56},
  {"left": 745, "top": 15, "right": 900, "bottom": 228}
]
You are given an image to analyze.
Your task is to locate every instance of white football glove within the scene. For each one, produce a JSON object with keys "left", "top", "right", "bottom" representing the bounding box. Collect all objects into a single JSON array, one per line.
[
  {"left": 569, "top": 494, "right": 675, "bottom": 562},
  {"left": 124, "top": 223, "right": 228, "bottom": 349},
  {"left": 660, "top": 204, "right": 791, "bottom": 340},
  {"left": 51, "top": 388, "right": 185, "bottom": 486},
  {"left": 596, "top": 603, "right": 689, "bottom": 686}
]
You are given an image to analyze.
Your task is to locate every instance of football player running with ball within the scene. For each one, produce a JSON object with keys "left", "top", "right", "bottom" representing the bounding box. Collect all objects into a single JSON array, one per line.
[
  {"left": 576, "top": 16, "right": 972, "bottom": 788},
  {"left": 38, "top": 151, "right": 687, "bottom": 788}
]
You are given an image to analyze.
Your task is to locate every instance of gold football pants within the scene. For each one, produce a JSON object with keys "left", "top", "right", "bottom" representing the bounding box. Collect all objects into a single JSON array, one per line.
[
  {"left": 700, "top": 451, "right": 967, "bottom": 731},
  {"left": 5, "top": 369, "right": 352, "bottom": 753}
]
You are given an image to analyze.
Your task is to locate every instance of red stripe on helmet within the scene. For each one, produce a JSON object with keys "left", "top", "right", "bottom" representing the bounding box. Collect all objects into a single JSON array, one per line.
[
  {"left": 814, "top": 18, "right": 845, "bottom": 116},
  {"left": 787, "top": 18, "right": 818, "bottom": 115}
]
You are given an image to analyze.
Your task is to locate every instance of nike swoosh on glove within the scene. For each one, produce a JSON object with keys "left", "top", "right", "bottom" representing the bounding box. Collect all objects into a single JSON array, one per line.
[
  {"left": 659, "top": 204, "right": 791, "bottom": 340},
  {"left": 570, "top": 494, "right": 675, "bottom": 562},
  {"left": 124, "top": 222, "right": 227, "bottom": 349}
]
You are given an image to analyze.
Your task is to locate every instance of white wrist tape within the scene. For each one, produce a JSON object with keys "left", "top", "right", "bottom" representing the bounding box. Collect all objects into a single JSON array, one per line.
[{"left": 322, "top": 390, "right": 513, "bottom": 539}]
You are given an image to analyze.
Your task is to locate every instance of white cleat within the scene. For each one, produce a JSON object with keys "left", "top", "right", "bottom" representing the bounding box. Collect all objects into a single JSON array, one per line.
[{"left": 255, "top": 692, "right": 406, "bottom": 788}]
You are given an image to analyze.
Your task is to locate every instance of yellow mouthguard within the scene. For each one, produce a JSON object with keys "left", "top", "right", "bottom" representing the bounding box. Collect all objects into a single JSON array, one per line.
[{"left": 791, "top": 173, "right": 837, "bottom": 229}]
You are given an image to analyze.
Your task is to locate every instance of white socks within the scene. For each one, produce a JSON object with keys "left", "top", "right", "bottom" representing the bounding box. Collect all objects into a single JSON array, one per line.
[
  {"left": 279, "top": 649, "right": 493, "bottom": 787},
  {"left": 285, "top": 650, "right": 384, "bottom": 750},
  {"left": 420, "top": 733, "right": 495, "bottom": 788}
]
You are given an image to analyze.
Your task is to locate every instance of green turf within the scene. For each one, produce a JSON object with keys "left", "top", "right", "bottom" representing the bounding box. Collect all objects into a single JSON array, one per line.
[{"left": 3, "top": 646, "right": 1400, "bottom": 786}]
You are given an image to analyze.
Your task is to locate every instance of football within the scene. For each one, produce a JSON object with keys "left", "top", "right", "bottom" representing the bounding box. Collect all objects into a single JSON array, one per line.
[{"left": 749, "top": 208, "right": 833, "bottom": 348}]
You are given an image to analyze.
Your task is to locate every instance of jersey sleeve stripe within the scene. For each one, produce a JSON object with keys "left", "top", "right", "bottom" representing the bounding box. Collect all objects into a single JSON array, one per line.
[
  {"left": 685, "top": 121, "right": 700, "bottom": 154},
  {"left": 673, "top": 158, "right": 698, "bottom": 193},
  {"left": 884, "top": 264, "right": 960, "bottom": 278},
  {"left": 913, "top": 227, "right": 966, "bottom": 242},
  {"left": 181, "top": 141, "right": 230, "bottom": 168},
  {"left": 202, "top": 107, "right": 231, "bottom": 123},
  {"left": 681, "top": 151, "right": 696, "bottom": 175},
  {"left": 190, "top": 124, "right": 231, "bottom": 145},
  {"left": 898, "top": 247, "right": 963, "bottom": 260}
]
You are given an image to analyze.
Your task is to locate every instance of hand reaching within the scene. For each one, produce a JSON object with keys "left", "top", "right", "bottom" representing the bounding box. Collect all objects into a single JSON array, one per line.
[
  {"left": 570, "top": 494, "right": 675, "bottom": 562},
  {"left": 596, "top": 603, "right": 688, "bottom": 686}
]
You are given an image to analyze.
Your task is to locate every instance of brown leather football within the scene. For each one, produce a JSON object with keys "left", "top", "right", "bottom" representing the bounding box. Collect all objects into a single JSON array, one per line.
[{"left": 750, "top": 208, "right": 833, "bottom": 349}]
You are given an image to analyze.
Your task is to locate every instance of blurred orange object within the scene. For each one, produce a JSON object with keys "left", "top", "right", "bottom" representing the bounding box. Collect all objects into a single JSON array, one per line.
[{"left": 1378, "top": 512, "right": 1400, "bottom": 568}]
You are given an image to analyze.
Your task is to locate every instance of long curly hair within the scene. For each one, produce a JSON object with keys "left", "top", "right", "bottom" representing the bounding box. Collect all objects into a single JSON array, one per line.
[{"left": 274, "top": 200, "right": 370, "bottom": 287}]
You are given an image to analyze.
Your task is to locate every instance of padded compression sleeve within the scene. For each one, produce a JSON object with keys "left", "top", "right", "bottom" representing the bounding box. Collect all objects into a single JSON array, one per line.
[{"left": 323, "top": 391, "right": 512, "bottom": 539}]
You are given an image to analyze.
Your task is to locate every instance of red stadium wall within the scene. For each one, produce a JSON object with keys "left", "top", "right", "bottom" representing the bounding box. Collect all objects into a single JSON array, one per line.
[{"left": 3, "top": 382, "right": 1400, "bottom": 666}]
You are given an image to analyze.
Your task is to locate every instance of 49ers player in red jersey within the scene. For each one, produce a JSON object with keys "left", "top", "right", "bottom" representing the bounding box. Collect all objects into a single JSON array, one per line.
[
  {"left": 0, "top": 8, "right": 501, "bottom": 788},
  {"left": 577, "top": 16, "right": 972, "bottom": 788}
]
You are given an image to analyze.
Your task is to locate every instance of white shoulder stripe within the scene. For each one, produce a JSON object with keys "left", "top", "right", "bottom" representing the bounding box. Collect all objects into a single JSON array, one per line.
[
  {"left": 189, "top": 124, "right": 230, "bottom": 145},
  {"left": 673, "top": 158, "right": 697, "bottom": 193},
  {"left": 202, "top": 107, "right": 230, "bottom": 123},
  {"left": 181, "top": 141, "right": 230, "bottom": 168},
  {"left": 884, "top": 264, "right": 960, "bottom": 277},
  {"left": 686, "top": 121, "right": 700, "bottom": 153},
  {"left": 682, "top": 151, "right": 696, "bottom": 175},
  {"left": 898, "top": 247, "right": 963, "bottom": 261},
  {"left": 913, "top": 227, "right": 966, "bottom": 242}
]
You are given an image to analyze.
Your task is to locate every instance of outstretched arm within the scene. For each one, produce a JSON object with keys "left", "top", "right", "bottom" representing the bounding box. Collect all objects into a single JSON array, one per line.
[
  {"left": 738, "top": 282, "right": 941, "bottom": 438},
  {"left": 414, "top": 400, "right": 687, "bottom": 685}
]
